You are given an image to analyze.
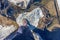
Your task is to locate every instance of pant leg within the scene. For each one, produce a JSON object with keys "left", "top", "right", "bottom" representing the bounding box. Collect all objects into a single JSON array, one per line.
[{"left": 12, "top": 32, "right": 22, "bottom": 40}]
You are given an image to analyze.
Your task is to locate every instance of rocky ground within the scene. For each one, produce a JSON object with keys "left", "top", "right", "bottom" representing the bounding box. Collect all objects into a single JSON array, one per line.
[
  {"left": 41, "top": 0, "right": 60, "bottom": 31},
  {"left": 0, "top": 0, "right": 60, "bottom": 40}
]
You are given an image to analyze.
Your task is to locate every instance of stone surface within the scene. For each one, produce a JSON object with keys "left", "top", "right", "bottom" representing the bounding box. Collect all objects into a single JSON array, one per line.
[
  {"left": 0, "top": 25, "right": 16, "bottom": 40},
  {"left": 57, "top": 0, "right": 60, "bottom": 10},
  {"left": 8, "top": 0, "right": 31, "bottom": 9},
  {"left": 0, "top": 15, "right": 18, "bottom": 40},
  {"left": 16, "top": 7, "right": 44, "bottom": 27}
]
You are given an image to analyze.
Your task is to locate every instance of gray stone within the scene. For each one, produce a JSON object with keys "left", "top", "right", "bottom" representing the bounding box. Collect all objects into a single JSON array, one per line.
[{"left": 16, "top": 7, "right": 44, "bottom": 27}]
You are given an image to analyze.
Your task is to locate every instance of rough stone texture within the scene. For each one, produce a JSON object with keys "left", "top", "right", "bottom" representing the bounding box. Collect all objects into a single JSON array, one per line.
[
  {"left": 0, "top": 25, "right": 16, "bottom": 40},
  {"left": 0, "top": 15, "right": 18, "bottom": 40},
  {"left": 16, "top": 7, "right": 44, "bottom": 27},
  {"left": 0, "top": 0, "right": 60, "bottom": 40},
  {"left": 8, "top": 0, "right": 31, "bottom": 9}
]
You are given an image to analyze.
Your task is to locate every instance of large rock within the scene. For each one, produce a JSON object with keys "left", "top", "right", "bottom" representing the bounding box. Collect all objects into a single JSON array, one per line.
[
  {"left": 8, "top": 0, "right": 31, "bottom": 9},
  {"left": 0, "top": 15, "right": 18, "bottom": 40},
  {"left": 56, "top": 0, "right": 60, "bottom": 10},
  {"left": 0, "top": 25, "right": 16, "bottom": 40},
  {"left": 16, "top": 7, "right": 44, "bottom": 27}
]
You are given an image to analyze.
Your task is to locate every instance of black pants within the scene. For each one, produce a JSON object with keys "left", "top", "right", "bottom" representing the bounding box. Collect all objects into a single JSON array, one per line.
[{"left": 12, "top": 32, "right": 34, "bottom": 40}]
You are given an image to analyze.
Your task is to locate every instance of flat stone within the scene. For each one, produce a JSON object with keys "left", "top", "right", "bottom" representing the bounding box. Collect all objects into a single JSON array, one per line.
[{"left": 16, "top": 7, "right": 44, "bottom": 27}]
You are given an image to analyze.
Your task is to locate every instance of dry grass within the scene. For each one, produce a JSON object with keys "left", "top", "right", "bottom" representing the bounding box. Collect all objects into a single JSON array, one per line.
[
  {"left": 38, "top": 0, "right": 60, "bottom": 31},
  {"left": 43, "top": 0, "right": 60, "bottom": 31},
  {"left": 0, "top": 15, "right": 18, "bottom": 28},
  {"left": 41, "top": 0, "right": 51, "bottom": 5}
]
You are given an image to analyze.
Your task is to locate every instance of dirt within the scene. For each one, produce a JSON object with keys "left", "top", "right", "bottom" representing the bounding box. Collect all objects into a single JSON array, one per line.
[
  {"left": 0, "top": 15, "right": 18, "bottom": 28},
  {"left": 38, "top": 0, "right": 60, "bottom": 31}
]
